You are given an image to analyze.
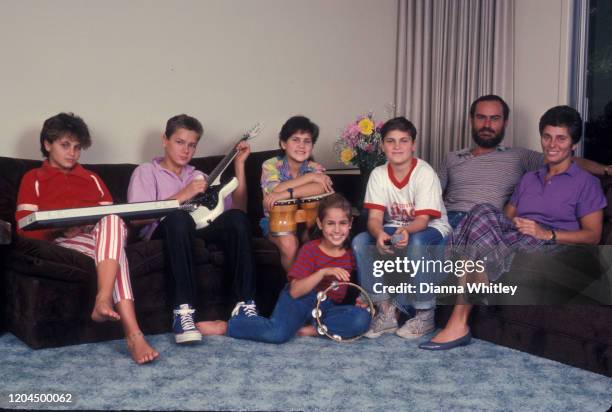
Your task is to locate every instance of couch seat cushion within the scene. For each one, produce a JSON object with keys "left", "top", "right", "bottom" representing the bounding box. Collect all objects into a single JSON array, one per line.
[{"left": 8, "top": 236, "right": 212, "bottom": 281}]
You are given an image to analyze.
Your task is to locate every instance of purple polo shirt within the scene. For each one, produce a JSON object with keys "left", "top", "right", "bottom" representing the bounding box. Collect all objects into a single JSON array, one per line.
[
  {"left": 127, "top": 157, "right": 232, "bottom": 239},
  {"left": 509, "top": 161, "right": 606, "bottom": 231}
]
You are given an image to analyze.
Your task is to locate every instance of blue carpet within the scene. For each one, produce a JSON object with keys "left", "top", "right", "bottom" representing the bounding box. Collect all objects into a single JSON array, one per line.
[{"left": 0, "top": 332, "right": 610, "bottom": 411}]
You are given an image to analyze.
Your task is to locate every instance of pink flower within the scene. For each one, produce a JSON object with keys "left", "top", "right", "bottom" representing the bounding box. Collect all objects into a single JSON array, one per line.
[{"left": 348, "top": 123, "right": 360, "bottom": 137}]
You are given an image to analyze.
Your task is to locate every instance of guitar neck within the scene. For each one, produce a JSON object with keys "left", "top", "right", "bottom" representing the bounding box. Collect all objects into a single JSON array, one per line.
[
  {"left": 206, "top": 148, "right": 237, "bottom": 185},
  {"left": 205, "top": 136, "right": 247, "bottom": 185},
  {"left": 196, "top": 122, "right": 261, "bottom": 187}
]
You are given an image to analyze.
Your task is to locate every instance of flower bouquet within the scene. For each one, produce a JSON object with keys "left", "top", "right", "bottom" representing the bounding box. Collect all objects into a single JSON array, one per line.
[
  {"left": 334, "top": 112, "right": 387, "bottom": 172},
  {"left": 334, "top": 113, "right": 387, "bottom": 206}
]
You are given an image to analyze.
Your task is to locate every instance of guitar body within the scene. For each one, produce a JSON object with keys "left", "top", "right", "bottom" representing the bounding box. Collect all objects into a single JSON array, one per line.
[
  {"left": 182, "top": 122, "right": 262, "bottom": 229},
  {"left": 189, "top": 177, "right": 238, "bottom": 229}
]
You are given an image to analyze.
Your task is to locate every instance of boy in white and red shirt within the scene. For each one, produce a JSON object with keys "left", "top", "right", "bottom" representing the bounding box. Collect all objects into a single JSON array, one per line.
[
  {"left": 352, "top": 116, "right": 451, "bottom": 340},
  {"left": 16, "top": 113, "right": 158, "bottom": 364}
]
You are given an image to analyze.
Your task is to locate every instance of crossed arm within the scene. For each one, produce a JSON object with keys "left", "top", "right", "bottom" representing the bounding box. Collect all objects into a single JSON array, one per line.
[
  {"left": 504, "top": 204, "right": 602, "bottom": 245},
  {"left": 263, "top": 173, "right": 333, "bottom": 211}
]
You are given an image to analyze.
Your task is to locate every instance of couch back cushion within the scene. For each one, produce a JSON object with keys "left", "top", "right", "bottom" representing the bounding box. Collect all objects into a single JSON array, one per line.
[
  {"left": 191, "top": 149, "right": 280, "bottom": 236},
  {"left": 82, "top": 163, "right": 137, "bottom": 204},
  {"left": 0, "top": 150, "right": 279, "bottom": 236},
  {"left": 0, "top": 157, "right": 43, "bottom": 227},
  {"left": 4, "top": 152, "right": 607, "bottom": 242}
]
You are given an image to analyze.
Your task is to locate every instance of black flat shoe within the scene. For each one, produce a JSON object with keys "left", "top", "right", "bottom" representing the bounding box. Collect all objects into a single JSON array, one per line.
[{"left": 418, "top": 331, "right": 472, "bottom": 351}]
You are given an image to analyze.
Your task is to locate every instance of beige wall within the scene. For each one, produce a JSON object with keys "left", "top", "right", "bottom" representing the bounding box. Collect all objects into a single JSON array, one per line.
[
  {"left": 0, "top": 0, "right": 398, "bottom": 167},
  {"left": 1, "top": 0, "right": 578, "bottom": 165},
  {"left": 513, "top": 0, "right": 573, "bottom": 150}
]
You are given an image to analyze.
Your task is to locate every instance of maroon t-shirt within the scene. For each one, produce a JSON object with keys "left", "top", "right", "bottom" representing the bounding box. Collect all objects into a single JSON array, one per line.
[{"left": 287, "top": 239, "right": 355, "bottom": 302}]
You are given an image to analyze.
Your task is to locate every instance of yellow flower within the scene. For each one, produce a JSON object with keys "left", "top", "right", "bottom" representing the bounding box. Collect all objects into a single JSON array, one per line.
[
  {"left": 340, "top": 148, "right": 355, "bottom": 165},
  {"left": 358, "top": 118, "right": 375, "bottom": 136}
]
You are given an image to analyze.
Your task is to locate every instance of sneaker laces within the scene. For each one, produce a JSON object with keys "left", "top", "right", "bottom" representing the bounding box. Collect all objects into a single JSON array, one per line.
[
  {"left": 175, "top": 307, "right": 196, "bottom": 330},
  {"left": 402, "top": 310, "right": 434, "bottom": 333},
  {"left": 371, "top": 311, "right": 395, "bottom": 331},
  {"left": 381, "top": 311, "right": 397, "bottom": 325},
  {"left": 242, "top": 302, "right": 258, "bottom": 317}
]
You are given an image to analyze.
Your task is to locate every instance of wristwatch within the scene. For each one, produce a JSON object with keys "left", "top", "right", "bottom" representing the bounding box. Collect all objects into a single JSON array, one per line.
[
  {"left": 604, "top": 166, "right": 610, "bottom": 176},
  {"left": 287, "top": 188, "right": 294, "bottom": 199},
  {"left": 549, "top": 229, "right": 556, "bottom": 243}
]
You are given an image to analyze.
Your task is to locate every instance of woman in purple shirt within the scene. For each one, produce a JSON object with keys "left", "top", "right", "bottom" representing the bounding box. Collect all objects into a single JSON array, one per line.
[{"left": 420, "top": 106, "right": 607, "bottom": 351}]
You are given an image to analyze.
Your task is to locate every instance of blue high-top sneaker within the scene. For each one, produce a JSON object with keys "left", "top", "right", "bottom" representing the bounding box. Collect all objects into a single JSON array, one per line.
[
  {"left": 172, "top": 304, "right": 202, "bottom": 343},
  {"left": 230, "top": 300, "right": 259, "bottom": 318}
]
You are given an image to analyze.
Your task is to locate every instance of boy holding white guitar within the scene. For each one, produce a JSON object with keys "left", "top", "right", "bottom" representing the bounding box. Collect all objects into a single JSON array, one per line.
[{"left": 127, "top": 114, "right": 258, "bottom": 343}]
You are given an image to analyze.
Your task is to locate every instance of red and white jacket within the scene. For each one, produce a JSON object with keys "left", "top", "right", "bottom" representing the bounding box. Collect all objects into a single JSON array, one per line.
[{"left": 16, "top": 160, "right": 113, "bottom": 240}]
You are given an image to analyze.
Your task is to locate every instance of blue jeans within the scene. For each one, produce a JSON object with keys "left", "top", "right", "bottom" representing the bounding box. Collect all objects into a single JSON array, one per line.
[
  {"left": 351, "top": 226, "right": 445, "bottom": 311},
  {"left": 447, "top": 211, "right": 468, "bottom": 230},
  {"left": 226, "top": 286, "right": 371, "bottom": 343}
]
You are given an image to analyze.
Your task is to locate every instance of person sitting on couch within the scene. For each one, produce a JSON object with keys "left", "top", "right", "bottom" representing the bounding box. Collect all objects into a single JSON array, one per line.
[
  {"left": 15, "top": 112, "right": 158, "bottom": 364},
  {"left": 260, "top": 116, "right": 333, "bottom": 272},
  {"left": 419, "top": 105, "right": 607, "bottom": 351},
  {"left": 351, "top": 117, "right": 451, "bottom": 340},
  {"left": 438, "top": 94, "right": 612, "bottom": 230},
  {"left": 127, "top": 114, "right": 257, "bottom": 344}
]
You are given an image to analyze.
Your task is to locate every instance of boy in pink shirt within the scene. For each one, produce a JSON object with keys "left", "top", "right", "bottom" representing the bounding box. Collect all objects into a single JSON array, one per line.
[{"left": 128, "top": 114, "right": 256, "bottom": 343}]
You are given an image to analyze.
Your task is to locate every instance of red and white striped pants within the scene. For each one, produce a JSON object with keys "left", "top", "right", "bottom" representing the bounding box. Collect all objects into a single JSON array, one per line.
[{"left": 54, "top": 214, "right": 133, "bottom": 303}]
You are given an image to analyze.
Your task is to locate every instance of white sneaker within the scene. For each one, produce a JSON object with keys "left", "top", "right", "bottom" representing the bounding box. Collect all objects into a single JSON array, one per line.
[
  {"left": 395, "top": 309, "right": 435, "bottom": 339},
  {"left": 364, "top": 310, "right": 398, "bottom": 338}
]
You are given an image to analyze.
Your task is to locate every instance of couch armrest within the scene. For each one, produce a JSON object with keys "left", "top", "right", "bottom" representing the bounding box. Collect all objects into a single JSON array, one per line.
[
  {"left": 0, "top": 219, "right": 10, "bottom": 245},
  {"left": 7, "top": 237, "right": 95, "bottom": 283}
]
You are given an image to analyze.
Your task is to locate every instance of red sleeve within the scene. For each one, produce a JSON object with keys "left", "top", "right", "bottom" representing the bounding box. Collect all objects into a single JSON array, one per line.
[
  {"left": 92, "top": 172, "right": 114, "bottom": 204},
  {"left": 15, "top": 170, "right": 53, "bottom": 240},
  {"left": 287, "top": 242, "right": 316, "bottom": 281},
  {"left": 414, "top": 209, "right": 442, "bottom": 218},
  {"left": 363, "top": 202, "right": 385, "bottom": 212}
]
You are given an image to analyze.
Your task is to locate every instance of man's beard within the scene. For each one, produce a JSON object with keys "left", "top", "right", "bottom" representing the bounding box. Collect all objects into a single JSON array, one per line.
[{"left": 472, "top": 127, "right": 505, "bottom": 148}]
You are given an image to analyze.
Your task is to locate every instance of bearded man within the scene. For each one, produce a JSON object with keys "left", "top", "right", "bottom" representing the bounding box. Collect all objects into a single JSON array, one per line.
[{"left": 438, "top": 95, "right": 609, "bottom": 229}]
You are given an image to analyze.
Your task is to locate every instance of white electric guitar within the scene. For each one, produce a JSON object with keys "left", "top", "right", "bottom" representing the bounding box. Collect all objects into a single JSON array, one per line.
[{"left": 182, "top": 123, "right": 263, "bottom": 229}]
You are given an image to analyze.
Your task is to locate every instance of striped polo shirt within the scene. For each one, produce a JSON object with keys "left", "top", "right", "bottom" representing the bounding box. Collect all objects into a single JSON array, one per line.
[
  {"left": 287, "top": 239, "right": 355, "bottom": 302},
  {"left": 437, "top": 146, "right": 543, "bottom": 213}
]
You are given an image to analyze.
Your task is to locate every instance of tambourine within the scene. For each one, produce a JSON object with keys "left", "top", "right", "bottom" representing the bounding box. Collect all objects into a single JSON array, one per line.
[
  {"left": 269, "top": 192, "right": 334, "bottom": 236},
  {"left": 311, "top": 281, "right": 376, "bottom": 343}
]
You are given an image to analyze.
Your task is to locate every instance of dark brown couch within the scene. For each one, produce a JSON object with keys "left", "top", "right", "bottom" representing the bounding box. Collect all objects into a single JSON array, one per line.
[
  {"left": 0, "top": 150, "right": 292, "bottom": 349},
  {"left": 1, "top": 151, "right": 610, "bottom": 377},
  {"left": 437, "top": 176, "right": 612, "bottom": 377}
]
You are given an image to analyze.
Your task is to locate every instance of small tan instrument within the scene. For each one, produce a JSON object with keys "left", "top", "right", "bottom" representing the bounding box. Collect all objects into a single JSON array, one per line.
[{"left": 269, "top": 192, "right": 334, "bottom": 236}]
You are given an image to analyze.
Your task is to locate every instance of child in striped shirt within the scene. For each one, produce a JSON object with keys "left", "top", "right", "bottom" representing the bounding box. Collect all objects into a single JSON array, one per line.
[{"left": 227, "top": 193, "right": 370, "bottom": 343}]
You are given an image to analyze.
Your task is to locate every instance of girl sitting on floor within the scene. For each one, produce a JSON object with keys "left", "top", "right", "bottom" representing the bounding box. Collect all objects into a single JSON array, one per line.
[
  {"left": 260, "top": 115, "right": 333, "bottom": 271},
  {"left": 227, "top": 193, "right": 371, "bottom": 343}
]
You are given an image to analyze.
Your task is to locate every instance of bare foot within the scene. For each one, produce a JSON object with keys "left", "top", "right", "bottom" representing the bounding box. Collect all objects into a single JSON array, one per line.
[
  {"left": 196, "top": 320, "right": 227, "bottom": 336},
  {"left": 126, "top": 332, "right": 159, "bottom": 364},
  {"left": 91, "top": 297, "right": 120, "bottom": 322},
  {"left": 297, "top": 325, "right": 317, "bottom": 337},
  {"left": 430, "top": 324, "right": 470, "bottom": 343}
]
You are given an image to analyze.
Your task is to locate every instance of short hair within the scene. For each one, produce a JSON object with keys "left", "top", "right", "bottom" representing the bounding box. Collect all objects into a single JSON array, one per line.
[
  {"left": 279, "top": 116, "right": 319, "bottom": 144},
  {"left": 165, "top": 114, "right": 203, "bottom": 140},
  {"left": 380, "top": 116, "right": 417, "bottom": 140},
  {"left": 538, "top": 105, "right": 583, "bottom": 144},
  {"left": 39, "top": 113, "right": 91, "bottom": 158},
  {"left": 469, "top": 95, "right": 510, "bottom": 120}
]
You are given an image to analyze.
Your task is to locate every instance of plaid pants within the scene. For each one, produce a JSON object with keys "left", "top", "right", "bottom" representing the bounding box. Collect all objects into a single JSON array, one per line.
[{"left": 450, "top": 203, "right": 553, "bottom": 281}]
